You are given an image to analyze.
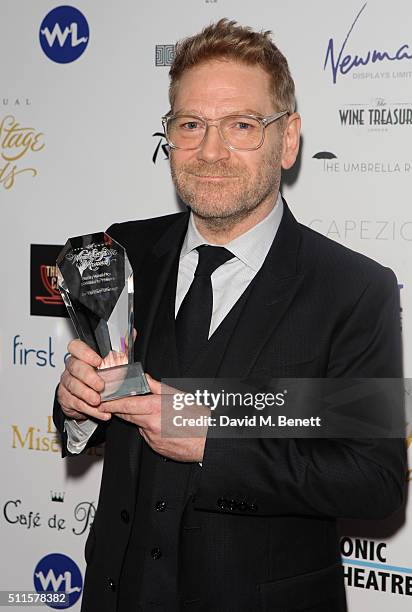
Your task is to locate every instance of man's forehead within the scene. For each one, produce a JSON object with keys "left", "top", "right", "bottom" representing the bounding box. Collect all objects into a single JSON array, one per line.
[{"left": 172, "top": 60, "right": 273, "bottom": 114}]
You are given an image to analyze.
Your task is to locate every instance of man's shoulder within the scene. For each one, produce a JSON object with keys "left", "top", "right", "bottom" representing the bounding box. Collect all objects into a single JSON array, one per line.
[
  {"left": 107, "top": 211, "right": 186, "bottom": 240},
  {"left": 298, "top": 221, "right": 397, "bottom": 289},
  {"left": 106, "top": 211, "right": 187, "bottom": 250}
]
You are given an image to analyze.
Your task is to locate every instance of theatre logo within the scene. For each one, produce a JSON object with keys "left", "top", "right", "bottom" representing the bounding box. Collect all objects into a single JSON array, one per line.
[
  {"left": 0, "top": 114, "right": 45, "bottom": 190},
  {"left": 30, "top": 244, "right": 67, "bottom": 318},
  {"left": 324, "top": 2, "right": 412, "bottom": 85},
  {"left": 341, "top": 537, "right": 412, "bottom": 596},
  {"left": 312, "top": 151, "right": 412, "bottom": 176}
]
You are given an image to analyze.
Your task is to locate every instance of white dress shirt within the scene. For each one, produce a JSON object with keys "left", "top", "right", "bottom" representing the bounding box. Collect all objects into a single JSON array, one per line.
[{"left": 64, "top": 194, "right": 284, "bottom": 453}]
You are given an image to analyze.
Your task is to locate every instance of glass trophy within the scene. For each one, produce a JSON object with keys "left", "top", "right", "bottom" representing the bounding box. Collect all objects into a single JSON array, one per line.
[{"left": 56, "top": 232, "right": 150, "bottom": 401}]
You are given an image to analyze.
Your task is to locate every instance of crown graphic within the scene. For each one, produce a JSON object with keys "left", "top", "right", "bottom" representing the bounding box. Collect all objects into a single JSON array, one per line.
[{"left": 50, "top": 491, "right": 65, "bottom": 502}]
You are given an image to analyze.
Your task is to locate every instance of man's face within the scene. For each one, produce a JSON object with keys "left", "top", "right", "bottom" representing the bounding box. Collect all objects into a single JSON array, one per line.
[{"left": 169, "top": 59, "right": 290, "bottom": 224}]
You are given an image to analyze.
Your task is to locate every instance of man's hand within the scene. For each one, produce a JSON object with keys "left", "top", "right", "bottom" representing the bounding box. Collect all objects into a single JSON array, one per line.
[
  {"left": 57, "top": 339, "right": 110, "bottom": 422},
  {"left": 99, "top": 374, "right": 206, "bottom": 462}
]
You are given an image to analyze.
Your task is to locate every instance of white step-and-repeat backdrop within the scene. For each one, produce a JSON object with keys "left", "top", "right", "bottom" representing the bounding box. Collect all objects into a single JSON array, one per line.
[{"left": 1, "top": 1, "right": 411, "bottom": 609}]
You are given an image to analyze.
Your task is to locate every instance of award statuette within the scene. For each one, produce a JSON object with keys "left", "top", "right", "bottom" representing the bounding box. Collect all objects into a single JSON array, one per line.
[{"left": 56, "top": 233, "right": 150, "bottom": 401}]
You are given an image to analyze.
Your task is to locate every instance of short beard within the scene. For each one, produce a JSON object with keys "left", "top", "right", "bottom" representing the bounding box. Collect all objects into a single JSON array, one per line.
[{"left": 170, "top": 144, "right": 282, "bottom": 233}]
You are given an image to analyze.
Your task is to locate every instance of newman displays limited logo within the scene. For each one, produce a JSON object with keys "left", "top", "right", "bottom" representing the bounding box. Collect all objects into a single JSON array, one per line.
[
  {"left": 33, "top": 553, "right": 83, "bottom": 608},
  {"left": 39, "top": 6, "right": 89, "bottom": 64},
  {"left": 324, "top": 2, "right": 412, "bottom": 84},
  {"left": 30, "top": 245, "right": 67, "bottom": 318}
]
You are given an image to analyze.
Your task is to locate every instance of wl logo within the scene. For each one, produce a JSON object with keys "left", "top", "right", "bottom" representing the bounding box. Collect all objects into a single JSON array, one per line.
[
  {"left": 34, "top": 553, "right": 83, "bottom": 608},
  {"left": 39, "top": 6, "right": 89, "bottom": 64}
]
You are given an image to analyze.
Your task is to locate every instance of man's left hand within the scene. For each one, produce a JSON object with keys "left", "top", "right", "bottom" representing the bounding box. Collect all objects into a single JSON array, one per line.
[{"left": 99, "top": 374, "right": 206, "bottom": 462}]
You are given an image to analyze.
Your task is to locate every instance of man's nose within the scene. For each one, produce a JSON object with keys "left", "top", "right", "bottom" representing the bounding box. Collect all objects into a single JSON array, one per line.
[{"left": 197, "top": 125, "right": 230, "bottom": 163}]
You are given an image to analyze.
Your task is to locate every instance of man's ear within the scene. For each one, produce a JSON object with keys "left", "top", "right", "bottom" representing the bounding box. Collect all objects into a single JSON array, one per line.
[{"left": 281, "top": 113, "right": 301, "bottom": 170}]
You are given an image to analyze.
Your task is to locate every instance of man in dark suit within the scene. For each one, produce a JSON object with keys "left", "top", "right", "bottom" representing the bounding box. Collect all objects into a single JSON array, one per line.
[{"left": 53, "top": 19, "right": 406, "bottom": 612}]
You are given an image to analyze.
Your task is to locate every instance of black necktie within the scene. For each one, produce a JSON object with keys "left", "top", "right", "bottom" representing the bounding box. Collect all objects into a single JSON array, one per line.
[{"left": 175, "top": 245, "right": 234, "bottom": 370}]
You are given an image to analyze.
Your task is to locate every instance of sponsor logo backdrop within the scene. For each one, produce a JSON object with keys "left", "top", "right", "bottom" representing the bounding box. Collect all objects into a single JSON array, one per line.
[{"left": 1, "top": 0, "right": 410, "bottom": 609}]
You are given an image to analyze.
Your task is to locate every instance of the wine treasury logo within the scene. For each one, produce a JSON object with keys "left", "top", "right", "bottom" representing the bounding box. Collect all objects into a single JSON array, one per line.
[
  {"left": 324, "top": 2, "right": 412, "bottom": 84},
  {"left": 39, "top": 6, "right": 89, "bottom": 64},
  {"left": 66, "top": 244, "right": 117, "bottom": 276},
  {"left": 33, "top": 553, "right": 83, "bottom": 608},
  {"left": 0, "top": 114, "right": 45, "bottom": 190},
  {"left": 337, "top": 97, "right": 412, "bottom": 132}
]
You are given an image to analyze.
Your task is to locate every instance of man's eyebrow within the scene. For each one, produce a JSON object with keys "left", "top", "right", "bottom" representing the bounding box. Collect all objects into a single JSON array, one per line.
[{"left": 172, "top": 108, "right": 265, "bottom": 117}]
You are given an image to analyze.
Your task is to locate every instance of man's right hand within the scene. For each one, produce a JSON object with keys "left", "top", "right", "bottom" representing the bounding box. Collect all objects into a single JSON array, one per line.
[{"left": 57, "top": 339, "right": 111, "bottom": 423}]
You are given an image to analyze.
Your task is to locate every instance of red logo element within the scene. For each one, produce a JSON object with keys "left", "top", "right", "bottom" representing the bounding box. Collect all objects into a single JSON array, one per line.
[{"left": 35, "top": 264, "right": 63, "bottom": 305}]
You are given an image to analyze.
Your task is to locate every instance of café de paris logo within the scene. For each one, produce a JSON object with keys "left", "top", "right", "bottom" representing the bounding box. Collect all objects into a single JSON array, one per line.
[
  {"left": 0, "top": 115, "right": 45, "bottom": 190},
  {"left": 66, "top": 244, "right": 117, "bottom": 276},
  {"left": 324, "top": 2, "right": 412, "bottom": 84}
]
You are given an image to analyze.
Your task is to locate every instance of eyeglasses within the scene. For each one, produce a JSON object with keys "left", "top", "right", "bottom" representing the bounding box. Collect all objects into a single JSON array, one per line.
[{"left": 161, "top": 111, "right": 288, "bottom": 151}]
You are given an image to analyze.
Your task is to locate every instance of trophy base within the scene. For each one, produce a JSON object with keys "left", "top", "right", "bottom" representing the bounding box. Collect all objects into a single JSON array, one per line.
[{"left": 99, "top": 362, "right": 150, "bottom": 402}]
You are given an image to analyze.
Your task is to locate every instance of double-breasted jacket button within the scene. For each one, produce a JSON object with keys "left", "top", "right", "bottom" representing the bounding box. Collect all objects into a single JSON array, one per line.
[
  {"left": 227, "top": 499, "right": 237, "bottom": 511},
  {"left": 151, "top": 547, "right": 162, "bottom": 560},
  {"left": 107, "top": 577, "right": 116, "bottom": 591},
  {"left": 120, "top": 509, "right": 130, "bottom": 523},
  {"left": 155, "top": 500, "right": 167, "bottom": 512},
  {"left": 217, "top": 497, "right": 227, "bottom": 509}
]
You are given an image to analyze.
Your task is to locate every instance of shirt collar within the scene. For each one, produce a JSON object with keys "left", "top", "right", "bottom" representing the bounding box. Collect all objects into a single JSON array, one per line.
[{"left": 180, "top": 192, "right": 284, "bottom": 272}]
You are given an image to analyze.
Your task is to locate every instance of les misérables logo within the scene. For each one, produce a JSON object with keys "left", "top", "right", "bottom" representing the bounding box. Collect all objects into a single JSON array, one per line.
[{"left": 30, "top": 244, "right": 68, "bottom": 318}]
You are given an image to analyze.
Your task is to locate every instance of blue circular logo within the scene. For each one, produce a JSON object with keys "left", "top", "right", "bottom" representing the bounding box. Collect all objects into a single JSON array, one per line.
[
  {"left": 39, "top": 6, "right": 89, "bottom": 64},
  {"left": 33, "top": 553, "right": 83, "bottom": 609}
]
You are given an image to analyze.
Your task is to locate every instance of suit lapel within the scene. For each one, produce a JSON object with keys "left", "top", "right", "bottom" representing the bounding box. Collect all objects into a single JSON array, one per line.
[
  {"left": 133, "top": 213, "right": 189, "bottom": 370},
  {"left": 127, "top": 212, "right": 189, "bottom": 481},
  {"left": 218, "top": 200, "right": 304, "bottom": 378}
]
